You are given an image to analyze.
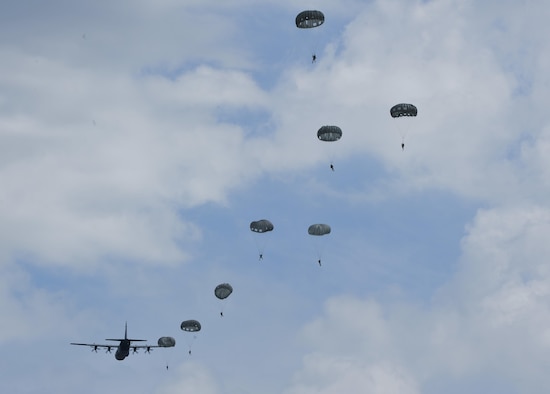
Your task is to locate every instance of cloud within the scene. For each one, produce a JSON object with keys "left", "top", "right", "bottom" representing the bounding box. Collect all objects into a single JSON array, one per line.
[
  {"left": 2, "top": 1, "right": 550, "bottom": 393},
  {"left": 6, "top": 0, "right": 539, "bottom": 270},
  {"left": 0, "top": 45, "right": 275, "bottom": 269},
  {"left": 286, "top": 356, "right": 420, "bottom": 394},
  {"left": 286, "top": 203, "right": 550, "bottom": 394},
  {"left": 156, "top": 362, "right": 220, "bottom": 394},
  {"left": 264, "top": 0, "right": 550, "bottom": 208}
]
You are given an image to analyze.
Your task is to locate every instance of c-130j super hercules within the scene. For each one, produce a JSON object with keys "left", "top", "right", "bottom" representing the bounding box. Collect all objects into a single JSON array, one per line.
[{"left": 71, "top": 322, "right": 175, "bottom": 360}]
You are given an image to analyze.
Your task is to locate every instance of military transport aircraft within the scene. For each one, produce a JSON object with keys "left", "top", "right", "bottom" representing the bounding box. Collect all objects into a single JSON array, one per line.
[{"left": 70, "top": 322, "right": 169, "bottom": 361}]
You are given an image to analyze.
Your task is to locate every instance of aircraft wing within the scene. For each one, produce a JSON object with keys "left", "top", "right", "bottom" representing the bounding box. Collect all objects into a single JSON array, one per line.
[
  {"left": 70, "top": 342, "right": 162, "bottom": 351},
  {"left": 130, "top": 344, "right": 161, "bottom": 349},
  {"left": 71, "top": 343, "right": 118, "bottom": 349}
]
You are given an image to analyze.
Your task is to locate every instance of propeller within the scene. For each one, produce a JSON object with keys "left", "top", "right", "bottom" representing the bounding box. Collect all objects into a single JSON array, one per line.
[
  {"left": 145, "top": 346, "right": 152, "bottom": 354},
  {"left": 106, "top": 346, "right": 112, "bottom": 353},
  {"left": 92, "top": 345, "right": 98, "bottom": 353},
  {"left": 132, "top": 347, "right": 139, "bottom": 354}
]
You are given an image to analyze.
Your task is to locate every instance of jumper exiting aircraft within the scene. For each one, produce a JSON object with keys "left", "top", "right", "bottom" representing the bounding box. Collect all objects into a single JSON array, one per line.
[{"left": 70, "top": 323, "right": 175, "bottom": 361}]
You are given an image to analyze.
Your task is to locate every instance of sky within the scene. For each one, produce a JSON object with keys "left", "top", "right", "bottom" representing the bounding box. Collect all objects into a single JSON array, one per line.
[{"left": 0, "top": 0, "right": 548, "bottom": 393}]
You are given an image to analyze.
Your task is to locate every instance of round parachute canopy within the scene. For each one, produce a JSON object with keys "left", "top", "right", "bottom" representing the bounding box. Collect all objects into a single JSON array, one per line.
[
  {"left": 157, "top": 336, "right": 176, "bottom": 347},
  {"left": 317, "top": 125, "right": 342, "bottom": 142},
  {"left": 296, "top": 10, "right": 325, "bottom": 28},
  {"left": 308, "top": 224, "right": 331, "bottom": 236},
  {"left": 390, "top": 103, "right": 417, "bottom": 118},
  {"left": 180, "top": 320, "right": 201, "bottom": 332},
  {"left": 215, "top": 283, "right": 233, "bottom": 300},
  {"left": 250, "top": 219, "right": 274, "bottom": 233}
]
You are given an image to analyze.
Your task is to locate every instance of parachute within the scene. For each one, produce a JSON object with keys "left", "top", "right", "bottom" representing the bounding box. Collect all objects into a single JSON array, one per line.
[
  {"left": 180, "top": 320, "right": 201, "bottom": 332},
  {"left": 308, "top": 224, "right": 331, "bottom": 266},
  {"left": 390, "top": 103, "right": 417, "bottom": 149},
  {"left": 308, "top": 223, "right": 331, "bottom": 236},
  {"left": 215, "top": 283, "right": 233, "bottom": 300},
  {"left": 157, "top": 336, "right": 176, "bottom": 369},
  {"left": 250, "top": 219, "right": 274, "bottom": 260},
  {"left": 157, "top": 336, "right": 176, "bottom": 348},
  {"left": 317, "top": 126, "right": 342, "bottom": 170},
  {"left": 180, "top": 320, "right": 201, "bottom": 355},
  {"left": 296, "top": 10, "right": 325, "bottom": 28},
  {"left": 296, "top": 10, "right": 325, "bottom": 63},
  {"left": 215, "top": 283, "right": 233, "bottom": 317},
  {"left": 317, "top": 126, "right": 342, "bottom": 142},
  {"left": 250, "top": 219, "right": 274, "bottom": 233},
  {"left": 390, "top": 103, "right": 417, "bottom": 118}
]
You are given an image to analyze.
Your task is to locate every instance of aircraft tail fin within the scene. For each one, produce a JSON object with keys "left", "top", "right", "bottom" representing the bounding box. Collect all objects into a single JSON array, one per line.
[{"left": 106, "top": 322, "right": 146, "bottom": 342}]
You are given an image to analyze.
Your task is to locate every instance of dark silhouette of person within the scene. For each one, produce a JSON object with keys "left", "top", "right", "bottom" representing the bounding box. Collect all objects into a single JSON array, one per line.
[
  {"left": 318, "top": 259, "right": 322, "bottom": 266},
  {"left": 330, "top": 164, "right": 334, "bottom": 171},
  {"left": 312, "top": 54, "right": 317, "bottom": 63},
  {"left": 401, "top": 143, "right": 405, "bottom": 150}
]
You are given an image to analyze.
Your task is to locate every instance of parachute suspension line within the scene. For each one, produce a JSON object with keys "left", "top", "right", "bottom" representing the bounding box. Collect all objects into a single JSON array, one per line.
[
  {"left": 392, "top": 118, "right": 409, "bottom": 146},
  {"left": 163, "top": 350, "right": 172, "bottom": 371},
  {"left": 253, "top": 236, "right": 269, "bottom": 260},
  {"left": 312, "top": 240, "right": 325, "bottom": 266},
  {"left": 218, "top": 302, "right": 226, "bottom": 317},
  {"left": 329, "top": 150, "right": 337, "bottom": 171},
  {"left": 400, "top": 126, "right": 409, "bottom": 144},
  {"left": 311, "top": 30, "right": 322, "bottom": 63},
  {"left": 310, "top": 32, "right": 320, "bottom": 63},
  {"left": 186, "top": 334, "right": 198, "bottom": 355}
]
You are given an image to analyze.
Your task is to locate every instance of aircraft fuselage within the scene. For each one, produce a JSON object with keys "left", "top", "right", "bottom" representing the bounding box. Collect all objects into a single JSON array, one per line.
[{"left": 115, "top": 339, "right": 131, "bottom": 360}]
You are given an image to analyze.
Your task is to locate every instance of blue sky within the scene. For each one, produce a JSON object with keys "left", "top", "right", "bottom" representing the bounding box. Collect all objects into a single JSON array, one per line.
[{"left": 1, "top": 1, "right": 549, "bottom": 393}]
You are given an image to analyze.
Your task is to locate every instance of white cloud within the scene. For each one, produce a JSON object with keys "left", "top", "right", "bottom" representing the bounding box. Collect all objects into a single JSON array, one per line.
[
  {"left": 286, "top": 203, "right": 550, "bottom": 393},
  {"left": 156, "top": 362, "right": 220, "bottom": 394},
  {"left": 0, "top": 47, "right": 274, "bottom": 268},
  {"left": 286, "top": 356, "right": 420, "bottom": 394}
]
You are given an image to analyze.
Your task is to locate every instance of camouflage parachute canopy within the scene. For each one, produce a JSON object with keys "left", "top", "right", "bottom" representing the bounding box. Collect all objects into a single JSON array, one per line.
[
  {"left": 296, "top": 10, "right": 325, "bottom": 28},
  {"left": 390, "top": 103, "right": 418, "bottom": 118},
  {"left": 215, "top": 283, "right": 233, "bottom": 300},
  {"left": 308, "top": 223, "right": 331, "bottom": 236},
  {"left": 250, "top": 219, "right": 274, "bottom": 233},
  {"left": 317, "top": 126, "right": 342, "bottom": 142},
  {"left": 180, "top": 320, "right": 201, "bottom": 332},
  {"left": 157, "top": 336, "right": 176, "bottom": 347}
]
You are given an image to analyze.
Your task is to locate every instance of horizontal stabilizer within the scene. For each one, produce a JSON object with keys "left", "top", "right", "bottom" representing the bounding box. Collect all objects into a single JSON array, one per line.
[{"left": 105, "top": 338, "right": 147, "bottom": 342}]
